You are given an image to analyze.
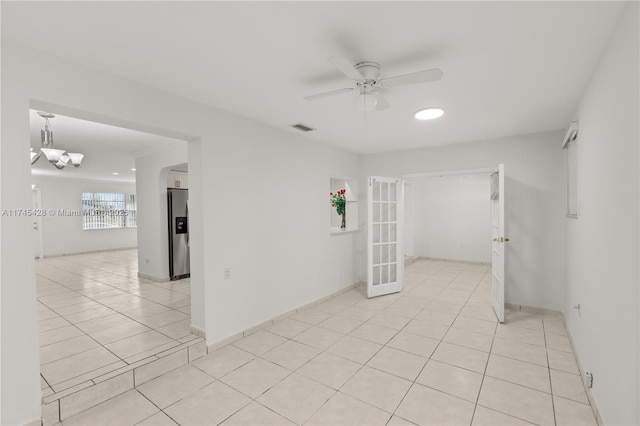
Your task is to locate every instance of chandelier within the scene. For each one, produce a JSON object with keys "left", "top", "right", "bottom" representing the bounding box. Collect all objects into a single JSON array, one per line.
[{"left": 31, "top": 112, "right": 84, "bottom": 169}]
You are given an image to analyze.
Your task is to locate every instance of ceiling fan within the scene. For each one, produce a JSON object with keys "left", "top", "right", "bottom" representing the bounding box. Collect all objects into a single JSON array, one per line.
[{"left": 303, "top": 57, "right": 443, "bottom": 112}]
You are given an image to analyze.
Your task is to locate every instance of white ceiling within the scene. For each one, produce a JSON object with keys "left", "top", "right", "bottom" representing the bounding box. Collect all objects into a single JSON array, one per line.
[
  {"left": 4, "top": 1, "right": 625, "bottom": 154},
  {"left": 30, "top": 110, "right": 184, "bottom": 183}
]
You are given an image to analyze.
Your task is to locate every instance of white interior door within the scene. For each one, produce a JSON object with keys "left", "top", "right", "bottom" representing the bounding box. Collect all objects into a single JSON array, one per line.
[
  {"left": 32, "top": 187, "right": 44, "bottom": 259},
  {"left": 368, "top": 176, "right": 404, "bottom": 298},
  {"left": 490, "top": 164, "right": 505, "bottom": 322}
]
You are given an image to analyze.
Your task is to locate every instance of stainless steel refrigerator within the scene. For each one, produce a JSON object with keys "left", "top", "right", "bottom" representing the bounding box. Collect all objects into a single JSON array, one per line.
[{"left": 168, "top": 188, "right": 190, "bottom": 280}]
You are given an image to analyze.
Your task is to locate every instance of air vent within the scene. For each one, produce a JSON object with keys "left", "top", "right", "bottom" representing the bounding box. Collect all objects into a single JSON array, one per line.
[{"left": 290, "top": 123, "right": 316, "bottom": 132}]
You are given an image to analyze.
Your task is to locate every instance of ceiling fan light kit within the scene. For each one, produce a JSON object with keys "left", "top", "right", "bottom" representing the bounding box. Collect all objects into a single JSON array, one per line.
[
  {"left": 354, "top": 91, "right": 378, "bottom": 112},
  {"left": 304, "top": 56, "right": 443, "bottom": 114},
  {"left": 32, "top": 112, "right": 85, "bottom": 169},
  {"left": 415, "top": 107, "right": 444, "bottom": 120}
]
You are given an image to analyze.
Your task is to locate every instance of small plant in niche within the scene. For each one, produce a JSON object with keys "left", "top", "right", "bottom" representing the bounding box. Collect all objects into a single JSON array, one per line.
[{"left": 330, "top": 189, "right": 347, "bottom": 230}]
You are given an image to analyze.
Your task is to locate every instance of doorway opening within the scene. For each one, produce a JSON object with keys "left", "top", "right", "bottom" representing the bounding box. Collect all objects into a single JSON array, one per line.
[
  {"left": 369, "top": 166, "right": 506, "bottom": 322},
  {"left": 28, "top": 105, "right": 202, "bottom": 404}
]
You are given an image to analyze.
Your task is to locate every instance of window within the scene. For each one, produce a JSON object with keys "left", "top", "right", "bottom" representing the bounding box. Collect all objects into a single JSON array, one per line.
[{"left": 82, "top": 192, "right": 137, "bottom": 230}]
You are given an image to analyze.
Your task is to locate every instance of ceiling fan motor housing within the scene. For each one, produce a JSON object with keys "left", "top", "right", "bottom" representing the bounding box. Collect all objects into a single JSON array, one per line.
[{"left": 354, "top": 61, "right": 381, "bottom": 81}]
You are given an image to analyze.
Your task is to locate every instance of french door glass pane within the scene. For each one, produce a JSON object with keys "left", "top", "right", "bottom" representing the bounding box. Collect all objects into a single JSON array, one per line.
[
  {"left": 373, "top": 245, "right": 380, "bottom": 265},
  {"left": 381, "top": 244, "right": 389, "bottom": 263},
  {"left": 389, "top": 203, "right": 396, "bottom": 221},
  {"left": 381, "top": 182, "right": 389, "bottom": 201},
  {"left": 373, "top": 224, "right": 381, "bottom": 243},
  {"left": 382, "top": 224, "right": 389, "bottom": 243},
  {"left": 381, "top": 265, "right": 389, "bottom": 284},
  {"left": 373, "top": 181, "right": 381, "bottom": 202},
  {"left": 373, "top": 266, "right": 380, "bottom": 285}
]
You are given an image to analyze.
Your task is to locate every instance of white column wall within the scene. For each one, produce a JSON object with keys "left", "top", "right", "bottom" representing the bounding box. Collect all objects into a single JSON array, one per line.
[
  {"left": 360, "top": 131, "right": 566, "bottom": 310},
  {"left": 1, "top": 41, "right": 360, "bottom": 425},
  {"left": 563, "top": 2, "right": 639, "bottom": 424},
  {"left": 135, "top": 145, "right": 188, "bottom": 281},
  {"left": 1, "top": 46, "right": 41, "bottom": 426}
]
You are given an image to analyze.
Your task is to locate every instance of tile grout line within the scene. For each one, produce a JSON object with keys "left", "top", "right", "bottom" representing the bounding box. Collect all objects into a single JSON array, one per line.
[
  {"left": 384, "top": 265, "right": 474, "bottom": 424},
  {"left": 469, "top": 268, "right": 493, "bottom": 425},
  {"left": 544, "top": 317, "right": 559, "bottom": 426}
]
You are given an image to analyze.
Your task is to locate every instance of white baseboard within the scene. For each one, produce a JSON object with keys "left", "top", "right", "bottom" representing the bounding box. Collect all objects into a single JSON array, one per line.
[
  {"left": 206, "top": 281, "right": 363, "bottom": 353},
  {"left": 564, "top": 323, "right": 605, "bottom": 425},
  {"left": 189, "top": 325, "right": 205, "bottom": 339},
  {"left": 137, "top": 272, "right": 170, "bottom": 282},
  {"left": 39, "top": 246, "right": 137, "bottom": 259},
  {"left": 505, "top": 303, "right": 562, "bottom": 316},
  {"left": 412, "top": 256, "right": 490, "bottom": 265}
]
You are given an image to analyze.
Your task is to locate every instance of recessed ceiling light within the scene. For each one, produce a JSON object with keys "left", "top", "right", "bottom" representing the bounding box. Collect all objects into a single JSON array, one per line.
[
  {"left": 131, "top": 168, "right": 136, "bottom": 171},
  {"left": 112, "top": 172, "right": 119, "bottom": 175},
  {"left": 415, "top": 108, "right": 444, "bottom": 120}
]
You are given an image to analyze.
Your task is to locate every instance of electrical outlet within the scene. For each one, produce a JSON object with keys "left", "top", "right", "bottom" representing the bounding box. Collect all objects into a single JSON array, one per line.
[
  {"left": 573, "top": 303, "right": 582, "bottom": 317},
  {"left": 585, "top": 371, "right": 593, "bottom": 388},
  {"left": 224, "top": 267, "right": 231, "bottom": 280}
]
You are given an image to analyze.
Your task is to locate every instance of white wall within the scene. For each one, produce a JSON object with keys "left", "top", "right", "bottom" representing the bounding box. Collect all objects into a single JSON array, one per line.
[
  {"left": 31, "top": 176, "right": 137, "bottom": 256},
  {"left": 200, "top": 127, "right": 362, "bottom": 343},
  {"left": 404, "top": 182, "right": 414, "bottom": 257},
  {"left": 135, "top": 145, "right": 188, "bottom": 282},
  {"left": 361, "top": 131, "right": 565, "bottom": 310},
  {"left": 563, "top": 2, "right": 639, "bottom": 424},
  {"left": 1, "top": 41, "right": 361, "bottom": 425},
  {"left": 410, "top": 174, "right": 491, "bottom": 263}
]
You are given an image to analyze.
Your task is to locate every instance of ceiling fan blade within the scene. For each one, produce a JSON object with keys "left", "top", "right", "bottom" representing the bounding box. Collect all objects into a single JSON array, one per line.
[
  {"left": 303, "top": 87, "right": 354, "bottom": 101},
  {"left": 328, "top": 56, "right": 365, "bottom": 80},
  {"left": 374, "top": 92, "right": 390, "bottom": 111},
  {"left": 380, "top": 68, "right": 443, "bottom": 87}
]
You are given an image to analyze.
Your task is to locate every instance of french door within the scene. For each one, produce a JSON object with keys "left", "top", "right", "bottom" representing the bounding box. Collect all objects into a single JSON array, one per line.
[
  {"left": 490, "top": 164, "right": 506, "bottom": 322},
  {"left": 367, "top": 176, "right": 404, "bottom": 298}
]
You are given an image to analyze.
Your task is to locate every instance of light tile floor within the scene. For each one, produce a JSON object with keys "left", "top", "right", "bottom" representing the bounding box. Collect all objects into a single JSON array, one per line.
[
  {"left": 36, "top": 249, "right": 199, "bottom": 396},
  {"left": 41, "top": 253, "right": 597, "bottom": 425}
]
